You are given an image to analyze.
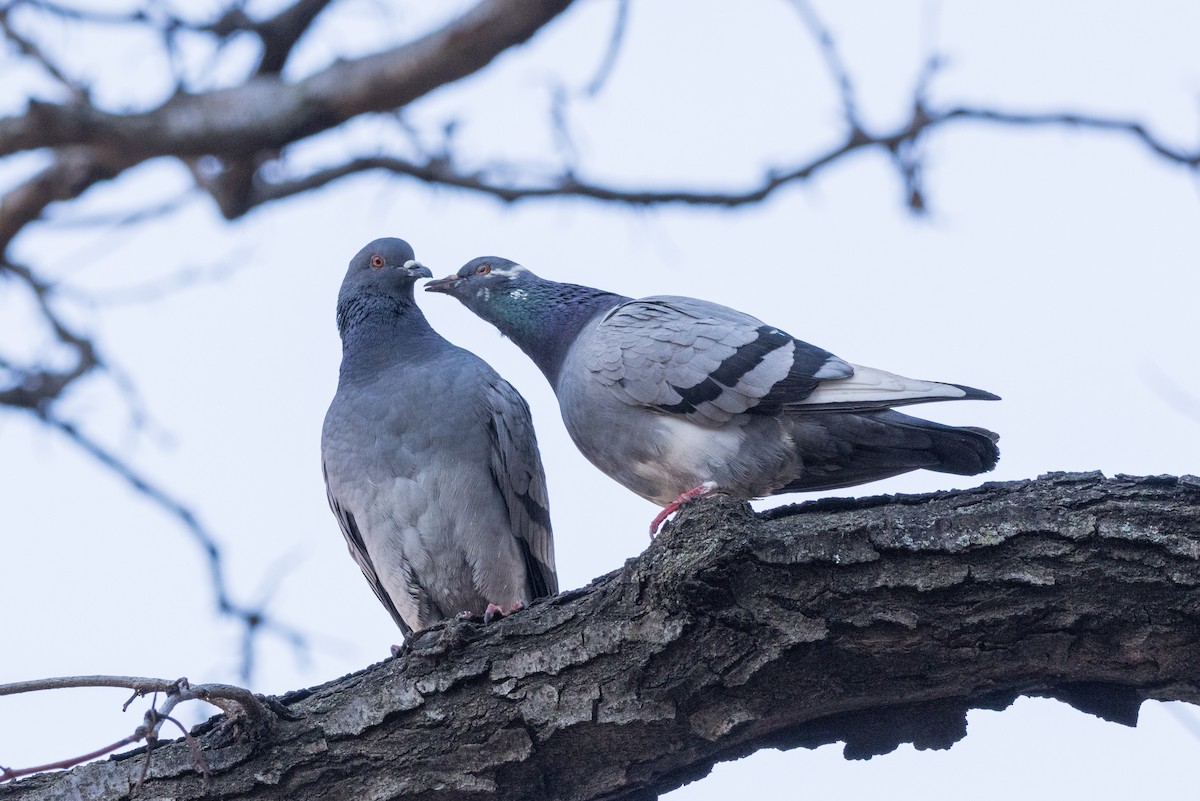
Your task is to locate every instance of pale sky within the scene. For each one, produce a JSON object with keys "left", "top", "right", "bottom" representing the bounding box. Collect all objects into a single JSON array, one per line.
[{"left": 2, "top": 1, "right": 1199, "bottom": 797}]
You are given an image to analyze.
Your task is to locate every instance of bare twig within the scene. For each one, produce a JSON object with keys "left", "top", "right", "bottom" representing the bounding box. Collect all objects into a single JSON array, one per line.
[
  {"left": 0, "top": 675, "right": 191, "bottom": 696},
  {"left": 0, "top": 674, "right": 278, "bottom": 784},
  {"left": 45, "top": 189, "right": 197, "bottom": 228},
  {"left": 246, "top": 0, "right": 337, "bottom": 75},
  {"left": 790, "top": 0, "right": 862, "bottom": 132},
  {"left": 57, "top": 249, "right": 248, "bottom": 308},
  {"left": 37, "top": 414, "right": 310, "bottom": 682},
  {"left": 583, "top": 0, "right": 629, "bottom": 97},
  {"left": 13, "top": 0, "right": 152, "bottom": 27},
  {"left": 243, "top": 102, "right": 1200, "bottom": 213},
  {"left": 0, "top": 675, "right": 279, "bottom": 728},
  {"left": 0, "top": 732, "right": 145, "bottom": 782},
  {"left": 163, "top": 715, "right": 211, "bottom": 785},
  {"left": 0, "top": 6, "right": 84, "bottom": 93},
  {"left": 0, "top": 258, "right": 100, "bottom": 412}
]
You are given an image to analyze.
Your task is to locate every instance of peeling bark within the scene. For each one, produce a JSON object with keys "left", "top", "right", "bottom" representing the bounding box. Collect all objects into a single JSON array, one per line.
[{"left": 5, "top": 472, "right": 1200, "bottom": 800}]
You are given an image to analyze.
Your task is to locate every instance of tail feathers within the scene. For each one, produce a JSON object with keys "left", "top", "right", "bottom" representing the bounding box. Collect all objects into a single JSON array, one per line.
[
  {"left": 949, "top": 384, "right": 1002, "bottom": 403},
  {"left": 791, "top": 365, "right": 1001, "bottom": 412},
  {"left": 779, "top": 409, "right": 1000, "bottom": 494}
]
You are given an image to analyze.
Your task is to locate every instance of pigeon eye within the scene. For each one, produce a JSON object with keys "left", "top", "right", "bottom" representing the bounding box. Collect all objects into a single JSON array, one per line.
[
  {"left": 476, "top": 263, "right": 492, "bottom": 275},
  {"left": 370, "top": 255, "right": 385, "bottom": 269}
]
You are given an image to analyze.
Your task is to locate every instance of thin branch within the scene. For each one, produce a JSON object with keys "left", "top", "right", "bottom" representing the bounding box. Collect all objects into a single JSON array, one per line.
[
  {"left": 2, "top": 256, "right": 303, "bottom": 681},
  {"left": 56, "top": 249, "right": 249, "bottom": 308},
  {"left": 244, "top": 103, "right": 1200, "bottom": 213},
  {"left": 0, "top": 6, "right": 85, "bottom": 93},
  {"left": 0, "top": 258, "right": 100, "bottom": 413},
  {"left": 942, "top": 105, "right": 1200, "bottom": 165},
  {"left": 544, "top": 0, "right": 631, "bottom": 169},
  {"left": 247, "top": 0, "right": 337, "bottom": 75},
  {"left": 0, "top": 674, "right": 279, "bottom": 784},
  {"left": 0, "top": 675, "right": 279, "bottom": 728},
  {"left": 0, "top": 675, "right": 189, "bottom": 696},
  {"left": 582, "top": 0, "right": 628, "bottom": 97},
  {"left": 11, "top": 0, "right": 152, "bottom": 27},
  {"left": 0, "top": 732, "right": 144, "bottom": 782},
  {"left": 45, "top": 188, "right": 197, "bottom": 228},
  {"left": 162, "top": 716, "right": 211, "bottom": 785},
  {"left": 789, "top": 0, "right": 863, "bottom": 132},
  {"left": 37, "top": 414, "right": 310, "bottom": 683}
]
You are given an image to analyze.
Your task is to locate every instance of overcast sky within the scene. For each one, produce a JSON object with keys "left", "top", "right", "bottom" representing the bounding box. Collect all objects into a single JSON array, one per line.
[{"left": 2, "top": 1, "right": 1199, "bottom": 797}]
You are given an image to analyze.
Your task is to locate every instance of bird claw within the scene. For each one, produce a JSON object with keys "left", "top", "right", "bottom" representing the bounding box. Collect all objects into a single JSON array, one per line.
[{"left": 649, "top": 481, "right": 720, "bottom": 537}]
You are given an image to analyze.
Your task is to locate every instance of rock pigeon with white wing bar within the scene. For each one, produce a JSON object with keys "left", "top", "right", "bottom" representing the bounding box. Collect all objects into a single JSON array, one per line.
[{"left": 426, "top": 257, "right": 999, "bottom": 535}]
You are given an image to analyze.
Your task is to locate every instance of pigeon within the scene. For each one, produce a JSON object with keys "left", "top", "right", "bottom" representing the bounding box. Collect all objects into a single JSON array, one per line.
[
  {"left": 321, "top": 239, "right": 557, "bottom": 641},
  {"left": 426, "top": 257, "right": 1000, "bottom": 534}
]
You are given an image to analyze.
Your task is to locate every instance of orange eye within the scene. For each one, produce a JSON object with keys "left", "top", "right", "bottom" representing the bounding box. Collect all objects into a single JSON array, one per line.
[
  {"left": 370, "top": 255, "right": 385, "bottom": 269},
  {"left": 476, "top": 263, "right": 492, "bottom": 275}
]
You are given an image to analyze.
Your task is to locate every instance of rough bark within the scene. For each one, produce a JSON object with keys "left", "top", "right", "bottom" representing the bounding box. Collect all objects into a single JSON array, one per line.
[{"left": 5, "top": 472, "right": 1200, "bottom": 801}]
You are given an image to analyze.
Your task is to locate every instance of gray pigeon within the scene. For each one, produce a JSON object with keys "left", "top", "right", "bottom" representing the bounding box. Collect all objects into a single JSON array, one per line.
[
  {"left": 321, "top": 239, "right": 557, "bottom": 639},
  {"left": 426, "top": 257, "right": 1000, "bottom": 534}
]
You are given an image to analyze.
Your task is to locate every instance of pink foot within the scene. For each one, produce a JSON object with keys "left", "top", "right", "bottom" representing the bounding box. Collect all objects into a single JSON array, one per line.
[
  {"left": 649, "top": 481, "right": 719, "bottom": 537},
  {"left": 482, "top": 603, "right": 506, "bottom": 625}
]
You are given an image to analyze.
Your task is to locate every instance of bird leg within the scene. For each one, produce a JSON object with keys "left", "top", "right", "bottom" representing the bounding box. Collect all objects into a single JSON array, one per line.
[
  {"left": 649, "top": 481, "right": 719, "bottom": 537},
  {"left": 482, "top": 603, "right": 506, "bottom": 625},
  {"left": 483, "top": 601, "right": 529, "bottom": 623}
]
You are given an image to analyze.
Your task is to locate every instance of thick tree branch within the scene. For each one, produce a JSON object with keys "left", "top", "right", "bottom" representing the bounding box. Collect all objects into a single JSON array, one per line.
[
  {"left": 0, "top": 149, "right": 135, "bottom": 253},
  {"left": 0, "top": 0, "right": 576, "bottom": 160},
  {"left": 4, "top": 474, "right": 1198, "bottom": 801}
]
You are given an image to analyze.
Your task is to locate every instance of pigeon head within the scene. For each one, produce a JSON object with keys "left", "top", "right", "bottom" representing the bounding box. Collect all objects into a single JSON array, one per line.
[
  {"left": 340, "top": 238, "right": 432, "bottom": 296},
  {"left": 427, "top": 256, "right": 626, "bottom": 387},
  {"left": 424, "top": 257, "right": 530, "bottom": 309},
  {"left": 336, "top": 238, "right": 433, "bottom": 335}
]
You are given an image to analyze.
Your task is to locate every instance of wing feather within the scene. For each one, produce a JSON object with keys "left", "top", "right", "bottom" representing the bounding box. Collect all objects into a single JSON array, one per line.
[
  {"left": 481, "top": 378, "right": 558, "bottom": 600},
  {"left": 322, "top": 464, "right": 414, "bottom": 636},
  {"left": 585, "top": 296, "right": 848, "bottom": 424}
]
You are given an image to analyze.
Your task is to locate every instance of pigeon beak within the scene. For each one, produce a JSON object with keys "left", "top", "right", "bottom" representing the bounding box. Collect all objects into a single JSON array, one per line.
[
  {"left": 403, "top": 260, "right": 433, "bottom": 279},
  {"left": 424, "top": 275, "right": 462, "bottom": 294}
]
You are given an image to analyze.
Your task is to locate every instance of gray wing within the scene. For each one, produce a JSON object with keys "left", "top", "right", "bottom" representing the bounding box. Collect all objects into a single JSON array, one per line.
[
  {"left": 481, "top": 376, "right": 558, "bottom": 599},
  {"left": 322, "top": 462, "right": 413, "bottom": 636},
  {"left": 583, "top": 295, "right": 853, "bottom": 425}
]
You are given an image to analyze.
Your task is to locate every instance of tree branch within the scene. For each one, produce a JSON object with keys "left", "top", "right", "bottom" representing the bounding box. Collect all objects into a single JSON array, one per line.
[
  {"left": 243, "top": 101, "right": 1200, "bottom": 213},
  {"left": 0, "top": 675, "right": 285, "bottom": 784},
  {"left": 0, "top": 0, "right": 577, "bottom": 160},
  {"left": 0, "top": 258, "right": 100, "bottom": 412},
  {"left": 4, "top": 474, "right": 1198, "bottom": 801},
  {"left": 34, "top": 414, "right": 309, "bottom": 683},
  {"left": 788, "top": 0, "right": 862, "bottom": 132},
  {"left": 243, "top": 0, "right": 337, "bottom": 75}
]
